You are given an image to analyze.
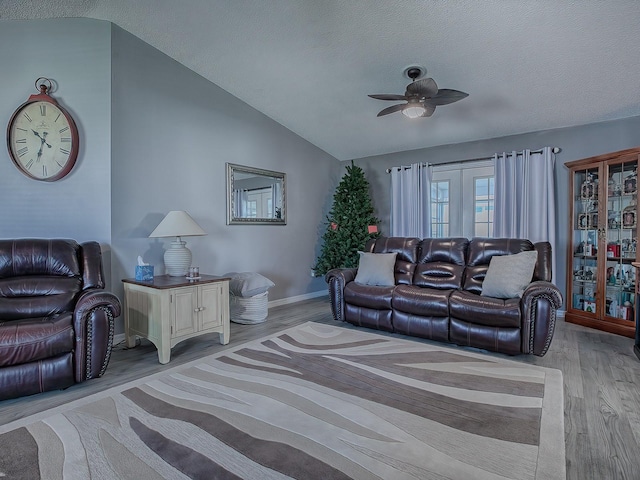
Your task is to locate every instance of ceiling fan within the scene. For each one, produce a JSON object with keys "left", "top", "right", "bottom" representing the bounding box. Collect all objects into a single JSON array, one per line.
[{"left": 369, "top": 67, "right": 468, "bottom": 118}]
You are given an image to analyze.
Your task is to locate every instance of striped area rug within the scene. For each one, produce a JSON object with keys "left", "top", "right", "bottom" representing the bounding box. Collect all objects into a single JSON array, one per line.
[{"left": 0, "top": 322, "right": 565, "bottom": 479}]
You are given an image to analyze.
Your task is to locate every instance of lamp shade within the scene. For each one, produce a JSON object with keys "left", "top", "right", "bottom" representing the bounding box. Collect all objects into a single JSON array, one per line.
[
  {"left": 149, "top": 211, "right": 206, "bottom": 276},
  {"left": 149, "top": 211, "right": 206, "bottom": 238}
]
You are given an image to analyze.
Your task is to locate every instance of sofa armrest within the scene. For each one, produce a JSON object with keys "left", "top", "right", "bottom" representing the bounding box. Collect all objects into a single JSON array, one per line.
[
  {"left": 521, "top": 281, "right": 563, "bottom": 356},
  {"left": 325, "top": 268, "right": 357, "bottom": 322},
  {"left": 73, "top": 289, "right": 122, "bottom": 383}
]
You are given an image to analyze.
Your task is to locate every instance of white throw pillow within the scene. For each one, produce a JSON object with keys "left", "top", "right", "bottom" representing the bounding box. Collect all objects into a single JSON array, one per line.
[
  {"left": 481, "top": 250, "right": 538, "bottom": 299},
  {"left": 354, "top": 252, "right": 397, "bottom": 286}
]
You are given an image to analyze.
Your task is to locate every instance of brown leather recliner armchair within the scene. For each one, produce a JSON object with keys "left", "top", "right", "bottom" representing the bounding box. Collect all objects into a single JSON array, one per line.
[{"left": 0, "top": 239, "right": 122, "bottom": 400}]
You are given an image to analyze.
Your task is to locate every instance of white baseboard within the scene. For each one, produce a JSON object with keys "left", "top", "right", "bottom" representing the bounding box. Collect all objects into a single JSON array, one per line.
[{"left": 268, "top": 290, "right": 328, "bottom": 308}]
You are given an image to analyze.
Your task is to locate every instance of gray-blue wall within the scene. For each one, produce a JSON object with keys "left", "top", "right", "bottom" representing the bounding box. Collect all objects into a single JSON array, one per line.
[
  {"left": 0, "top": 19, "right": 113, "bottom": 284},
  {"left": 4, "top": 17, "right": 640, "bottom": 321},
  {"left": 0, "top": 18, "right": 338, "bottom": 334},
  {"left": 110, "top": 25, "right": 338, "bottom": 313},
  {"left": 352, "top": 115, "right": 640, "bottom": 307}
]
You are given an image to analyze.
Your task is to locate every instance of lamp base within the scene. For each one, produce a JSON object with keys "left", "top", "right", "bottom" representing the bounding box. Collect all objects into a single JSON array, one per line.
[{"left": 164, "top": 239, "right": 192, "bottom": 276}]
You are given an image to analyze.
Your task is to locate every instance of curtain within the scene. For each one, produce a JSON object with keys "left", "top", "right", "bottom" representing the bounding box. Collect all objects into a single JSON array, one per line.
[
  {"left": 390, "top": 163, "right": 432, "bottom": 237},
  {"left": 233, "top": 189, "right": 249, "bottom": 217},
  {"left": 493, "top": 147, "right": 557, "bottom": 276},
  {"left": 271, "top": 182, "right": 283, "bottom": 218}
]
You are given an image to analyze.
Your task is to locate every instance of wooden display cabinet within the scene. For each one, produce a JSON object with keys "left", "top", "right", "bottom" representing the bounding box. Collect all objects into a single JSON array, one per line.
[{"left": 565, "top": 147, "right": 640, "bottom": 337}]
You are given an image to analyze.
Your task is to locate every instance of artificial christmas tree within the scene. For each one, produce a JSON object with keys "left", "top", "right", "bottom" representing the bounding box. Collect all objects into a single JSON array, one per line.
[{"left": 314, "top": 161, "right": 380, "bottom": 275}]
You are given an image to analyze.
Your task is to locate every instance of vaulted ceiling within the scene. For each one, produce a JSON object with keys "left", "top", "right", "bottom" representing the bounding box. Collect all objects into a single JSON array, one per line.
[{"left": 3, "top": 1, "right": 640, "bottom": 160}]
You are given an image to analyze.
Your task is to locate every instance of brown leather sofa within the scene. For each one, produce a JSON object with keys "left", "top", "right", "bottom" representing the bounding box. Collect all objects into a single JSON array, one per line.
[
  {"left": 0, "top": 239, "right": 122, "bottom": 400},
  {"left": 326, "top": 237, "right": 563, "bottom": 356}
]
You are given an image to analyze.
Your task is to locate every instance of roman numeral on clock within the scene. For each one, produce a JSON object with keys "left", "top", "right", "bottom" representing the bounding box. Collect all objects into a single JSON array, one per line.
[
  {"left": 23, "top": 112, "right": 32, "bottom": 122},
  {"left": 60, "top": 148, "right": 70, "bottom": 155},
  {"left": 17, "top": 147, "right": 28, "bottom": 157},
  {"left": 40, "top": 105, "right": 46, "bottom": 116},
  {"left": 59, "top": 126, "right": 69, "bottom": 134}
]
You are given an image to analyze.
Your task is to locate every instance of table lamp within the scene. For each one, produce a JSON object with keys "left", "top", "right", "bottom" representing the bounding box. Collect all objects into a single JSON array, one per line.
[{"left": 149, "top": 211, "right": 206, "bottom": 276}]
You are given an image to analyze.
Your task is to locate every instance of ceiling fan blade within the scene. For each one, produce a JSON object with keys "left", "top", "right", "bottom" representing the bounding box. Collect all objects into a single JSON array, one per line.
[
  {"left": 420, "top": 104, "right": 437, "bottom": 117},
  {"left": 377, "top": 103, "right": 406, "bottom": 117},
  {"left": 368, "top": 94, "right": 407, "bottom": 101},
  {"left": 426, "top": 89, "right": 469, "bottom": 106},
  {"left": 406, "top": 78, "right": 438, "bottom": 97}
]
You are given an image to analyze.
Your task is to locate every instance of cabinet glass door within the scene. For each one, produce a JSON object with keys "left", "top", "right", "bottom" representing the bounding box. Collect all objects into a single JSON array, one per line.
[
  {"left": 604, "top": 161, "right": 636, "bottom": 322},
  {"left": 571, "top": 166, "right": 599, "bottom": 314}
]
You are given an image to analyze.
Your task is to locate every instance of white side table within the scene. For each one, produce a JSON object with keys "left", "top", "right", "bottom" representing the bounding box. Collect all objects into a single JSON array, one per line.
[{"left": 123, "top": 274, "right": 230, "bottom": 364}]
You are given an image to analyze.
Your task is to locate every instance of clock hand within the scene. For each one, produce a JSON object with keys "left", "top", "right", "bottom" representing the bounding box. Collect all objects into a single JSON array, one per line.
[
  {"left": 32, "top": 130, "right": 52, "bottom": 148},
  {"left": 42, "top": 132, "right": 52, "bottom": 148}
]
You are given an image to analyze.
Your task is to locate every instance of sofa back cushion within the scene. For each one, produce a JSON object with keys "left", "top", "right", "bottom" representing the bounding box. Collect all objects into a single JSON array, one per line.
[
  {"left": 463, "top": 238, "right": 535, "bottom": 293},
  {"left": 371, "top": 237, "right": 420, "bottom": 285},
  {"left": 0, "top": 239, "right": 84, "bottom": 320},
  {"left": 413, "top": 238, "right": 469, "bottom": 288}
]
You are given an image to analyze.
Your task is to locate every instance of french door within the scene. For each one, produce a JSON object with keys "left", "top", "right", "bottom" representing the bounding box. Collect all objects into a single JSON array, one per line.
[{"left": 431, "top": 162, "right": 494, "bottom": 238}]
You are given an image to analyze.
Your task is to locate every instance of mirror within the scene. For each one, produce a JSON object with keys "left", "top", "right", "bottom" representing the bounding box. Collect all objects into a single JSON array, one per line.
[{"left": 226, "top": 163, "right": 286, "bottom": 225}]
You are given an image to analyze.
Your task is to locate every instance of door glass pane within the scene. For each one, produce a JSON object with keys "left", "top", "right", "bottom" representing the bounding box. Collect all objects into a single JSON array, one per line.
[
  {"left": 571, "top": 167, "right": 599, "bottom": 313},
  {"left": 474, "top": 176, "right": 494, "bottom": 236},
  {"left": 431, "top": 181, "right": 450, "bottom": 238},
  {"left": 604, "top": 161, "right": 636, "bottom": 320}
]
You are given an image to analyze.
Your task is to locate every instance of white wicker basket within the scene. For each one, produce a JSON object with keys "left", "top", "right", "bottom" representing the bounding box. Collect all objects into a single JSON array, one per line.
[{"left": 230, "top": 291, "right": 269, "bottom": 324}]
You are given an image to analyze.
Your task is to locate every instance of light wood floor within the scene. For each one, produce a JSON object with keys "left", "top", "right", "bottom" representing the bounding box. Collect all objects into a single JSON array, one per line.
[{"left": 1, "top": 296, "right": 638, "bottom": 480}]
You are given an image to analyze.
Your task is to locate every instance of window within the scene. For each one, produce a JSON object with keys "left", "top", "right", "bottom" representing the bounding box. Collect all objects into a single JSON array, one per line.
[{"left": 431, "top": 162, "right": 494, "bottom": 238}]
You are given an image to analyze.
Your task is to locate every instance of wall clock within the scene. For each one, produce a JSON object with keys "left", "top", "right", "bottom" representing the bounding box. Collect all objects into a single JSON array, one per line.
[{"left": 6, "top": 78, "right": 79, "bottom": 182}]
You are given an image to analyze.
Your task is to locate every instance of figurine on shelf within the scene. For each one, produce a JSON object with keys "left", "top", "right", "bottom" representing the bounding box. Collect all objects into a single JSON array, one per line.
[
  {"left": 623, "top": 198, "right": 637, "bottom": 229},
  {"left": 624, "top": 167, "right": 637, "bottom": 195},
  {"left": 608, "top": 210, "right": 621, "bottom": 229},
  {"left": 578, "top": 213, "right": 589, "bottom": 230},
  {"left": 581, "top": 173, "right": 596, "bottom": 199},
  {"left": 607, "top": 266, "right": 616, "bottom": 285},
  {"left": 609, "top": 175, "right": 622, "bottom": 197}
]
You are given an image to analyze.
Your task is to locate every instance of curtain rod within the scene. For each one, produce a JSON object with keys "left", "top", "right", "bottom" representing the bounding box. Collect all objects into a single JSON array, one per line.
[{"left": 385, "top": 147, "right": 561, "bottom": 173}]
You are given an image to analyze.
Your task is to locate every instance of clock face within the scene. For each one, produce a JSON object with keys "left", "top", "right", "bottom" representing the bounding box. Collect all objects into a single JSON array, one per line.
[{"left": 7, "top": 100, "right": 79, "bottom": 181}]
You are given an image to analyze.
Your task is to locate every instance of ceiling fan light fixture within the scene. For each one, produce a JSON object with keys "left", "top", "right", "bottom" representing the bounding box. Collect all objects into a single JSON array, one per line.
[
  {"left": 402, "top": 104, "right": 426, "bottom": 118},
  {"left": 370, "top": 66, "right": 467, "bottom": 119}
]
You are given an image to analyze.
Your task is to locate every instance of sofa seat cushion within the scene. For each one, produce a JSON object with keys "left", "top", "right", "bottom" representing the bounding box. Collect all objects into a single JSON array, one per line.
[
  {"left": 344, "top": 283, "right": 394, "bottom": 310},
  {"left": 0, "top": 313, "right": 74, "bottom": 367},
  {"left": 449, "top": 290, "right": 521, "bottom": 328},
  {"left": 392, "top": 285, "right": 451, "bottom": 317}
]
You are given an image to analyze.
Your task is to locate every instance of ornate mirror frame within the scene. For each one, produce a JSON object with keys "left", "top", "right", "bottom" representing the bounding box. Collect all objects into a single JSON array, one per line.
[{"left": 226, "top": 163, "right": 286, "bottom": 225}]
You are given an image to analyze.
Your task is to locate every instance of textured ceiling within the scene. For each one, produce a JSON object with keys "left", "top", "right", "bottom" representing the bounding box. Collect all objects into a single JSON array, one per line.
[{"left": 3, "top": 1, "right": 640, "bottom": 160}]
